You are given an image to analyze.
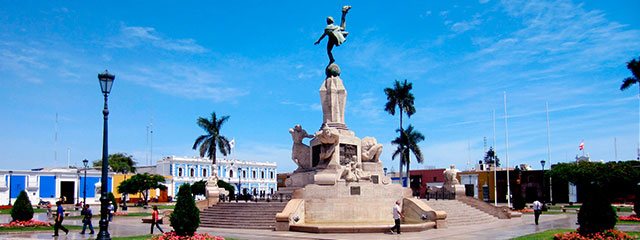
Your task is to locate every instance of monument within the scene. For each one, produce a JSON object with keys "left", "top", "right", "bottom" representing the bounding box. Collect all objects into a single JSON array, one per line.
[{"left": 275, "top": 6, "right": 446, "bottom": 233}]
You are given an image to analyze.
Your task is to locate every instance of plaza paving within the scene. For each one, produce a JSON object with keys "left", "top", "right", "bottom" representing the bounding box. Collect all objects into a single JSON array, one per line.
[{"left": 1, "top": 213, "right": 638, "bottom": 240}]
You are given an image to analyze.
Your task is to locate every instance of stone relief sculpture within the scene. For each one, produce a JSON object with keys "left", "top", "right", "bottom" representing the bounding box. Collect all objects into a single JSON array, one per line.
[
  {"left": 314, "top": 5, "right": 352, "bottom": 64},
  {"left": 315, "top": 123, "right": 340, "bottom": 165},
  {"left": 341, "top": 160, "right": 371, "bottom": 182},
  {"left": 443, "top": 165, "right": 460, "bottom": 191},
  {"left": 361, "top": 137, "right": 383, "bottom": 162},
  {"left": 290, "top": 125, "right": 314, "bottom": 171}
]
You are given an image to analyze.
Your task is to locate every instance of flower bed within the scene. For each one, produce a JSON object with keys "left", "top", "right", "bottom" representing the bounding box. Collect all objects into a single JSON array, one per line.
[
  {"left": 0, "top": 205, "right": 12, "bottom": 210},
  {"left": 515, "top": 208, "right": 534, "bottom": 213},
  {"left": 114, "top": 212, "right": 129, "bottom": 216},
  {"left": 554, "top": 229, "right": 634, "bottom": 240},
  {"left": 151, "top": 231, "right": 225, "bottom": 240},
  {"left": 619, "top": 215, "right": 640, "bottom": 222},
  {"left": 0, "top": 219, "right": 51, "bottom": 228}
]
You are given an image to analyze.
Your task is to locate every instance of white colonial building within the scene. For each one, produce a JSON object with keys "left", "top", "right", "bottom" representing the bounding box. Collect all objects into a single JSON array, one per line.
[{"left": 155, "top": 156, "right": 277, "bottom": 197}]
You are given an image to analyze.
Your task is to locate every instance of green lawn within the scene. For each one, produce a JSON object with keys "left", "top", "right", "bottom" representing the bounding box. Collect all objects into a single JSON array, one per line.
[
  {"left": 0, "top": 208, "right": 48, "bottom": 214},
  {"left": 155, "top": 205, "right": 175, "bottom": 210},
  {"left": 511, "top": 229, "right": 640, "bottom": 240},
  {"left": 118, "top": 212, "right": 152, "bottom": 217},
  {"left": 618, "top": 220, "right": 640, "bottom": 225},
  {"left": 0, "top": 225, "right": 82, "bottom": 233}
]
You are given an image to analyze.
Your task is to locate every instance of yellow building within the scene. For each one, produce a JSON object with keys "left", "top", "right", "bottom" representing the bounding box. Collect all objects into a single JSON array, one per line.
[
  {"left": 112, "top": 173, "right": 172, "bottom": 202},
  {"left": 458, "top": 170, "right": 497, "bottom": 202}
]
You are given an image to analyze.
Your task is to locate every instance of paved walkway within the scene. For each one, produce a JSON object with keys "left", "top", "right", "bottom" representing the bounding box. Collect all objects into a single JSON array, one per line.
[{"left": 1, "top": 214, "right": 638, "bottom": 239}]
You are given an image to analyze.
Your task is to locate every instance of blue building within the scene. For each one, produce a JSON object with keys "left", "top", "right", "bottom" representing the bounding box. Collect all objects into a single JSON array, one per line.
[
  {"left": 154, "top": 156, "right": 277, "bottom": 197},
  {"left": 1, "top": 168, "right": 112, "bottom": 205}
]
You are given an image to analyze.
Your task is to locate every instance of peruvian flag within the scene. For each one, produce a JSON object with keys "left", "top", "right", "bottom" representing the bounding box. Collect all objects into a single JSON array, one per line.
[{"left": 579, "top": 140, "right": 584, "bottom": 150}]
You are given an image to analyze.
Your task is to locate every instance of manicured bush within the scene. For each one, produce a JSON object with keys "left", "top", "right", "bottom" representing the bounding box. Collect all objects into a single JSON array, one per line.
[
  {"left": 170, "top": 184, "right": 200, "bottom": 236},
  {"left": 10, "top": 191, "right": 34, "bottom": 222},
  {"left": 578, "top": 183, "right": 617, "bottom": 235}
]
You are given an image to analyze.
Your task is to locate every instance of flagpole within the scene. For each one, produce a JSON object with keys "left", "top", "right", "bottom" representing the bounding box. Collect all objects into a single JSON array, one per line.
[
  {"left": 504, "top": 92, "right": 511, "bottom": 208},
  {"left": 546, "top": 101, "right": 552, "bottom": 203},
  {"left": 493, "top": 109, "right": 498, "bottom": 206}
]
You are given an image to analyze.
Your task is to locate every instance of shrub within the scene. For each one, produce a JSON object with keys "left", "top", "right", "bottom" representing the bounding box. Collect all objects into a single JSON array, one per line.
[
  {"left": 10, "top": 191, "right": 34, "bottom": 222},
  {"left": 191, "top": 180, "right": 206, "bottom": 197},
  {"left": 554, "top": 229, "right": 634, "bottom": 240},
  {"left": 170, "top": 184, "right": 200, "bottom": 236},
  {"left": 577, "top": 183, "right": 617, "bottom": 235},
  {"left": 634, "top": 187, "right": 639, "bottom": 215},
  {"left": 108, "top": 192, "right": 118, "bottom": 212},
  {"left": 217, "top": 180, "right": 235, "bottom": 199},
  {"left": 512, "top": 193, "right": 526, "bottom": 210}
]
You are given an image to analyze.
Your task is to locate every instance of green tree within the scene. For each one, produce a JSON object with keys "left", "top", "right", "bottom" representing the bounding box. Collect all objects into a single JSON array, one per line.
[
  {"left": 170, "top": 184, "right": 200, "bottom": 236},
  {"left": 192, "top": 112, "right": 231, "bottom": 165},
  {"left": 391, "top": 125, "right": 424, "bottom": 188},
  {"left": 384, "top": 79, "right": 416, "bottom": 187},
  {"left": 620, "top": 57, "right": 640, "bottom": 93},
  {"left": 92, "top": 153, "right": 136, "bottom": 173},
  {"left": 116, "top": 179, "right": 137, "bottom": 210},
  {"left": 547, "top": 161, "right": 640, "bottom": 201},
  {"left": 190, "top": 180, "right": 207, "bottom": 197},
  {"left": 10, "top": 190, "right": 33, "bottom": 222},
  {"left": 118, "top": 173, "right": 167, "bottom": 206}
]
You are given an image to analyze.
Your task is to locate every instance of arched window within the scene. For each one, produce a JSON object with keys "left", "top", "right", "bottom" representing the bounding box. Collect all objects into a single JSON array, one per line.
[
  {"left": 190, "top": 168, "right": 195, "bottom": 177},
  {"left": 229, "top": 170, "right": 234, "bottom": 178},
  {"left": 270, "top": 172, "right": 274, "bottom": 179},
  {"left": 270, "top": 188, "right": 274, "bottom": 194},
  {"left": 178, "top": 168, "right": 183, "bottom": 177},
  {"left": 242, "top": 170, "right": 246, "bottom": 178},
  {"left": 203, "top": 169, "right": 208, "bottom": 177},
  {"left": 252, "top": 171, "right": 256, "bottom": 179},
  {"left": 261, "top": 171, "right": 265, "bottom": 179}
]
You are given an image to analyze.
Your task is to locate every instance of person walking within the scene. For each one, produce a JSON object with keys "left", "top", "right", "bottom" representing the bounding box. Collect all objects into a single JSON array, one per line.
[
  {"left": 53, "top": 201, "right": 69, "bottom": 237},
  {"left": 389, "top": 200, "right": 405, "bottom": 235},
  {"left": 533, "top": 199, "right": 543, "bottom": 225},
  {"left": 150, "top": 206, "right": 164, "bottom": 234},
  {"left": 80, "top": 204, "right": 95, "bottom": 234},
  {"left": 108, "top": 202, "right": 115, "bottom": 222}
]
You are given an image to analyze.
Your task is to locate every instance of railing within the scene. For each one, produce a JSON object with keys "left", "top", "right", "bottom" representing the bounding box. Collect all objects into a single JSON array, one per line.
[
  {"left": 218, "top": 193, "right": 292, "bottom": 203},
  {"left": 426, "top": 188, "right": 456, "bottom": 200}
]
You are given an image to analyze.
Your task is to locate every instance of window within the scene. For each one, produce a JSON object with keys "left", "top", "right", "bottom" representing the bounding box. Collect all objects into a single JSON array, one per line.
[
  {"left": 433, "top": 177, "right": 437, "bottom": 182},
  {"left": 229, "top": 170, "right": 234, "bottom": 178},
  {"left": 270, "top": 172, "right": 274, "bottom": 179},
  {"left": 252, "top": 171, "right": 256, "bottom": 179},
  {"left": 203, "top": 169, "right": 208, "bottom": 177},
  {"left": 190, "top": 168, "right": 195, "bottom": 177},
  {"left": 178, "top": 168, "right": 183, "bottom": 177},
  {"left": 242, "top": 170, "right": 246, "bottom": 178}
]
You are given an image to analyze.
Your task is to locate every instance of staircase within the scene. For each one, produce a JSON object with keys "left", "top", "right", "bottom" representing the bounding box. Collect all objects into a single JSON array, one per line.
[
  {"left": 200, "top": 202, "right": 288, "bottom": 229},
  {"left": 423, "top": 199, "right": 499, "bottom": 226}
]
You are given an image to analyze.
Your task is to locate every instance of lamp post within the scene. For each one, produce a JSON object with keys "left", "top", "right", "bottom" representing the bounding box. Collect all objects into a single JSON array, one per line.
[
  {"left": 8, "top": 170, "right": 13, "bottom": 205},
  {"left": 122, "top": 169, "right": 128, "bottom": 211},
  {"left": 83, "top": 159, "right": 88, "bottom": 206},
  {"left": 383, "top": 167, "right": 388, "bottom": 176},
  {"left": 540, "top": 160, "right": 546, "bottom": 202},
  {"left": 97, "top": 69, "right": 115, "bottom": 240}
]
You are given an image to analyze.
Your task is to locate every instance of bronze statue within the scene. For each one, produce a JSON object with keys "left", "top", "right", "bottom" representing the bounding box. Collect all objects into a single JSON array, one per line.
[{"left": 315, "top": 5, "right": 351, "bottom": 64}]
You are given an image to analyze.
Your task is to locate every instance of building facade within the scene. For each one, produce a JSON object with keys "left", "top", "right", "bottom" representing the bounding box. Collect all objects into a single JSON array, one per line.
[
  {"left": 155, "top": 156, "right": 278, "bottom": 198},
  {"left": 0, "top": 168, "right": 112, "bottom": 205}
]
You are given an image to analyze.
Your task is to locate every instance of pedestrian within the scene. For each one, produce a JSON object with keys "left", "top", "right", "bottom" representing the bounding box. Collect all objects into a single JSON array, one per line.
[
  {"left": 80, "top": 204, "right": 95, "bottom": 234},
  {"left": 108, "top": 202, "right": 115, "bottom": 222},
  {"left": 389, "top": 200, "right": 405, "bottom": 235},
  {"left": 150, "top": 206, "right": 164, "bottom": 234},
  {"left": 53, "top": 201, "right": 69, "bottom": 237},
  {"left": 533, "top": 199, "right": 543, "bottom": 225}
]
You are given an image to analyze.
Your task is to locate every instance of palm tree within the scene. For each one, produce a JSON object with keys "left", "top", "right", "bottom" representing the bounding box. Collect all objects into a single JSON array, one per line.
[
  {"left": 384, "top": 79, "right": 416, "bottom": 186},
  {"left": 192, "top": 112, "right": 231, "bottom": 165},
  {"left": 391, "top": 125, "right": 424, "bottom": 189},
  {"left": 620, "top": 57, "right": 640, "bottom": 160}
]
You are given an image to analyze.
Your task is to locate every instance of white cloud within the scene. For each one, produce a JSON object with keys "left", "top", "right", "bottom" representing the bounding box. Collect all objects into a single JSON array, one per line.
[{"left": 111, "top": 25, "right": 207, "bottom": 53}]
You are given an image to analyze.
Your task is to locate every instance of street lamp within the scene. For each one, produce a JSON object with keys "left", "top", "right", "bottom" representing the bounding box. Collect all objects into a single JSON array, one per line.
[
  {"left": 97, "top": 69, "right": 115, "bottom": 240},
  {"left": 383, "top": 167, "right": 388, "bottom": 176},
  {"left": 83, "top": 159, "right": 88, "bottom": 206},
  {"left": 8, "top": 171, "right": 13, "bottom": 205},
  {"left": 540, "top": 160, "right": 546, "bottom": 202},
  {"left": 122, "top": 169, "right": 128, "bottom": 211}
]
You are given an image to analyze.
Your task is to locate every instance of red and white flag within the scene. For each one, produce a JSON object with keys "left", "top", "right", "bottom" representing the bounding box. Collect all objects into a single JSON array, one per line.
[{"left": 579, "top": 140, "right": 584, "bottom": 151}]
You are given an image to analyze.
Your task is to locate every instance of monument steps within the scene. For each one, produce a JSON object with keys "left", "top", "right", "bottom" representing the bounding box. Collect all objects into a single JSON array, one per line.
[
  {"left": 200, "top": 202, "right": 287, "bottom": 229},
  {"left": 423, "top": 199, "right": 499, "bottom": 226}
]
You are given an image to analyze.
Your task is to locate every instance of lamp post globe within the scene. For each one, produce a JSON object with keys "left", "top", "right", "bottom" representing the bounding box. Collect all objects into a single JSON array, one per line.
[
  {"left": 97, "top": 69, "right": 115, "bottom": 240},
  {"left": 83, "top": 159, "right": 88, "bottom": 207},
  {"left": 540, "top": 160, "right": 546, "bottom": 202}
]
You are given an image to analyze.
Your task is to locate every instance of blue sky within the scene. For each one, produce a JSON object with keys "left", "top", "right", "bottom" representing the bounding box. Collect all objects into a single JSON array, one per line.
[{"left": 1, "top": 1, "right": 639, "bottom": 173}]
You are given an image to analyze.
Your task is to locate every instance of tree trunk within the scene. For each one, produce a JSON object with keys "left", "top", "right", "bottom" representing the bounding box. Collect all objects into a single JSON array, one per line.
[
  {"left": 405, "top": 153, "right": 411, "bottom": 189},
  {"left": 399, "top": 107, "right": 404, "bottom": 187}
]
